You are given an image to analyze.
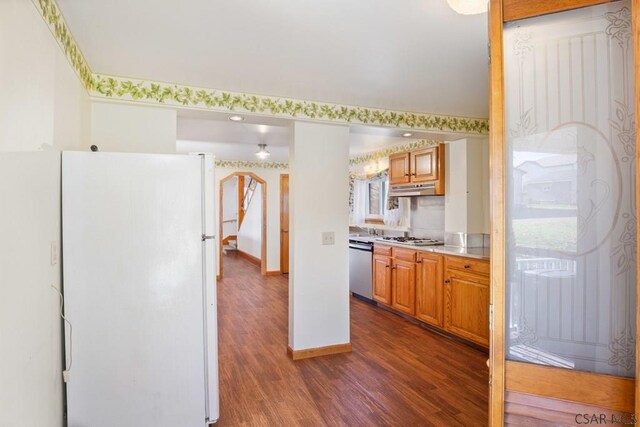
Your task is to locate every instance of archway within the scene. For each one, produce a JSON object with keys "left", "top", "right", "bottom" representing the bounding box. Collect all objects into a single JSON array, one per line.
[{"left": 218, "top": 171, "right": 267, "bottom": 278}]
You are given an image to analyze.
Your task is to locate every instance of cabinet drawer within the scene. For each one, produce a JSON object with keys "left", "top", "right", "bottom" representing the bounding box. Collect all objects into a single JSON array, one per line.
[
  {"left": 445, "top": 256, "right": 490, "bottom": 276},
  {"left": 392, "top": 247, "right": 416, "bottom": 262},
  {"left": 374, "top": 244, "right": 392, "bottom": 256}
]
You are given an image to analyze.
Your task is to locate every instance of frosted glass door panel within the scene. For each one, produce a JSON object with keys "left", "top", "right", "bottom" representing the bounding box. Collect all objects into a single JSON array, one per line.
[{"left": 504, "top": 1, "right": 636, "bottom": 377}]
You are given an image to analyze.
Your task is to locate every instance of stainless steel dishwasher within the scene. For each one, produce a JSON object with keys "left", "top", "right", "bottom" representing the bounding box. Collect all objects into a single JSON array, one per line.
[{"left": 348, "top": 238, "right": 374, "bottom": 303}]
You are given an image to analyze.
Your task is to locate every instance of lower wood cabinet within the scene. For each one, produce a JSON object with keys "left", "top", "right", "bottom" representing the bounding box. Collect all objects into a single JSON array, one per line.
[
  {"left": 372, "top": 253, "right": 392, "bottom": 305},
  {"left": 415, "top": 252, "right": 444, "bottom": 327},
  {"left": 444, "top": 263, "right": 490, "bottom": 347},
  {"left": 391, "top": 259, "right": 416, "bottom": 315},
  {"left": 372, "top": 244, "right": 490, "bottom": 348}
]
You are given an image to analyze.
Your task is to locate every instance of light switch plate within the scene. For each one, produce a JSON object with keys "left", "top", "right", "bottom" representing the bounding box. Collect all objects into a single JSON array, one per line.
[{"left": 322, "top": 232, "right": 335, "bottom": 245}]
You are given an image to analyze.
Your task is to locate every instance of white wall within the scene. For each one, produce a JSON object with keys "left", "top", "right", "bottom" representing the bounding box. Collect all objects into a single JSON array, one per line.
[
  {"left": 0, "top": 0, "right": 90, "bottom": 152},
  {"left": 222, "top": 177, "right": 238, "bottom": 239},
  {"left": 444, "top": 138, "right": 490, "bottom": 235},
  {"left": 289, "top": 121, "right": 350, "bottom": 351},
  {"left": 91, "top": 102, "right": 177, "bottom": 154},
  {"left": 237, "top": 182, "right": 263, "bottom": 259},
  {"left": 0, "top": 151, "right": 64, "bottom": 426},
  {"left": 214, "top": 167, "right": 286, "bottom": 274}
]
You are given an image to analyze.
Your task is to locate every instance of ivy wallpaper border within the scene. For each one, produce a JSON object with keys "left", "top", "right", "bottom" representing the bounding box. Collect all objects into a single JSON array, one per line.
[
  {"left": 32, "top": 0, "right": 94, "bottom": 90},
  {"left": 349, "top": 139, "right": 440, "bottom": 166},
  {"left": 215, "top": 160, "right": 289, "bottom": 170},
  {"left": 91, "top": 75, "right": 489, "bottom": 134},
  {"left": 33, "top": 0, "right": 489, "bottom": 135}
]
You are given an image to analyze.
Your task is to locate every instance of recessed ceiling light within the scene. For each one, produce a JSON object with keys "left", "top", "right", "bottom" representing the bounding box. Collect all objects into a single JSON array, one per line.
[
  {"left": 229, "top": 115, "right": 244, "bottom": 122},
  {"left": 402, "top": 132, "right": 413, "bottom": 137}
]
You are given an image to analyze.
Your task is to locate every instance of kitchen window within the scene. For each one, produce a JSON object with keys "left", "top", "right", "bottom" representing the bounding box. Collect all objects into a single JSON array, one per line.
[{"left": 365, "top": 177, "right": 388, "bottom": 220}]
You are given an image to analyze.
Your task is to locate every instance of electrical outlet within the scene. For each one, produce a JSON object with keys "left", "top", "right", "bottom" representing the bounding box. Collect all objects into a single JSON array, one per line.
[
  {"left": 322, "top": 232, "right": 335, "bottom": 245},
  {"left": 50, "top": 240, "right": 59, "bottom": 266}
]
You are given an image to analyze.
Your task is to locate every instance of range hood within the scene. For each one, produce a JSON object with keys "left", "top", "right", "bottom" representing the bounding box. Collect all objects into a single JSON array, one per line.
[{"left": 388, "top": 183, "right": 438, "bottom": 197}]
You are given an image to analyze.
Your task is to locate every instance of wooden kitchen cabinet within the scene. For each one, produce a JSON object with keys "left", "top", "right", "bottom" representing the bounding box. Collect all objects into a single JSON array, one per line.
[
  {"left": 389, "top": 152, "right": 410, "bottom": 184},
  {"left": 387, "top": 144, "right": 445, "bottom": 194},
  {"left": 444, "top": 256, "right": 490, "bottom": 347},
  {"left": 391, "top": 259, "right": 416, "bottom": 315},
  {"left": 411, "top": 147, "right": 439, "bottom": 182},
  {"left": 415, "top": 252, "right": 444, "bottom": 327},
  {"left": 372, "top": 253, "right": 392, "bottom": 305}
]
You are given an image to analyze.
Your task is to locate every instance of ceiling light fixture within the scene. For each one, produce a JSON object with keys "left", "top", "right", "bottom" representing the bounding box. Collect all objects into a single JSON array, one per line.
[
  {"left": 229, "top": 115, "right": 245, "bottom": 122},
  {"left": 446, "top": 0, "right": 488, "bottom": 15},
  {"left": 402, "top": 132, "right": 413, "bottom": 137},
  {"left": 255, "top": 144, "right": 270, "bottom": 160}
]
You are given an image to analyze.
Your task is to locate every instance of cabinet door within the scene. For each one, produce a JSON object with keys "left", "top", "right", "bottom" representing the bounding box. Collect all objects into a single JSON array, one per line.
[
  {"left": 391, "top": 259, "right": 416, "bottom": 315},
  {"left": 372, "top": 254, "right": 391, "bottom": 305},
  {"left": 415, "top": 253, "right": 443, "bottom": 327},
  {"left": 389, "top": 152, "right": 410, "bottom": 184},
  {"left": 444, "top": 269, "right": 490, "bottom": 347},
  {"left": 411, "top": 147, "right": 438, "bottom": 182}
]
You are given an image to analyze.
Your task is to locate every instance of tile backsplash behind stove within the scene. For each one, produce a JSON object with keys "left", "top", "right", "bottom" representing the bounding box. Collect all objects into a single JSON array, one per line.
[{"left": 409, "top": 196, "right": 445, "bottom": 241}]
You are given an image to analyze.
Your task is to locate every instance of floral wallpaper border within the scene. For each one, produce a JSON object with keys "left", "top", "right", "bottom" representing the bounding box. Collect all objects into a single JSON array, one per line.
[
  {"left": 31, "top": 0, "right": 489, "bottom": 135},
  {"left": 349, "top": 139, "right": 440, "bottom": 166},
  {"left": 32, "top": 0, "right": 94, "bottom": 90},
  {"left": 215, "top": 160, "right": 289, "bottom": 170}
]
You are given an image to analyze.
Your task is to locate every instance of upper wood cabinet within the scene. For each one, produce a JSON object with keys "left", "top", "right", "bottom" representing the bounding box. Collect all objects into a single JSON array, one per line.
[
  {"left": 388, "top": 144, "right": 445, "bottom": 194},
  {"left": 416, "top": 252, "right": 444, "bottom": 327},
  {"left": 412, "top": 147, "right": 439, "bottom": 182},
  {"left": 389, "top": 152, "right": 410, "bottom": 185}
]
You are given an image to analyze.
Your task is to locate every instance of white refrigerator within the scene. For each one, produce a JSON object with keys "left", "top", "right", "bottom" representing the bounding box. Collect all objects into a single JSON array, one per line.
[{"left": 62, "top": 151, "right": 219, "bottom": 426}]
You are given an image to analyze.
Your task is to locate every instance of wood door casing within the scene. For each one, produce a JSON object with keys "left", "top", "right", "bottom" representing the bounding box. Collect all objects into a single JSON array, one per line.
[
  {"left": 411, "top": 147, "right": 438, "bottom": 182},
  {"left": 372, "top": 254, "right": 392, "bottom": 305},
  {"left": 490, "top": 0, "right": 640, "bottom": 422},
  {"left": 389, "top": 152, "right": 410, "bottom": 184},
  {"left": 280, "top": 174, "right": 289, "bottom": 274},
  {"left": 391, "top": 259, "right": 416, "bottom": 315},
  {"left": 415, "top": 252, "right": 444, "bottom": 327},
  {"left": 444, "top": 269, "right": 490, "bottom": 347}
]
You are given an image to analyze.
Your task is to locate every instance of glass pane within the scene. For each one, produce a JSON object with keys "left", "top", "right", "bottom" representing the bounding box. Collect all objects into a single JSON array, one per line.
[
  {"left": 368, "top": 181, "right": 381, "bottom": 215},
  {"left": 504, "top": 0, "right": 636, "bottom": 377}
]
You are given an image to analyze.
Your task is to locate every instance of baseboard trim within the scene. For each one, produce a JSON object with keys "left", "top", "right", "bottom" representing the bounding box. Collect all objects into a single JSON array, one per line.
[
  {"left": 265, "top": 270, "right": 281, "bottom": 276},
  {"left": 237, "top": 249, "right": 261, "bottom": 266},
  {"left": 287, "top": 343, "right": 352, "bottom": 361}
]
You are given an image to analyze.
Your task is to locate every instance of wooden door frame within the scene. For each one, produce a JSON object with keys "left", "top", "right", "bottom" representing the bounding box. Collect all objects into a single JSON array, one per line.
[
  {"left": 279, "top": 174, "right": 289, "bottom": 274},
  {"left": 489, "top": 0, "right": 640, "bottom": 423},
  {"left": 219, "top": 172, "right": 267, "bottom": 278}
]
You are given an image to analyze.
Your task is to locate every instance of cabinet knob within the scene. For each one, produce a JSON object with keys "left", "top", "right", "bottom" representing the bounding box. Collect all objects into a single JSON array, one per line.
[
  {"left": 411, "top": 173, "right": 416, "bottom": 176},
  {"left": 416, "top": 260, "right": 422, "bottom": 264},
  {"left": 444, "top": 280, "right": 451, "bottom": 284},
  {"left": 404, "top": 173, "right": 409, "bottom": 177},
  {"left": 385, "top": 265, "right": 390, "bottom": 269},
  {"left": 464, "top": 265, "right": 471, "bottom": 269}
]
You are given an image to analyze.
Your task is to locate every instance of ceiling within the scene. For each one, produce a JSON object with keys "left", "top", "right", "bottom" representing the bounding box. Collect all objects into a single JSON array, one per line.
[
  {"left": 56, "top": 0, "right": 489, "bottom": 118},
  {"left": 175, "top": 110, "right": 466, "bottom": 162}
]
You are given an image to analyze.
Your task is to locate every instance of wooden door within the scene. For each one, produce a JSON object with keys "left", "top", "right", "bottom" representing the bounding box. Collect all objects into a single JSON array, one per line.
[
  {"left": 444, "top": 269, "right": 490, "bottom": 347},
  {"left": 411, "top": 147, "right": 438, "bottom": 182},
  {"left": 372, "top": 254, "right": 392, "bottom": 305},
  {"left": 391, "top": 259, "right": 416, "bottom": 315},
  {"left": 490, "top": 0, "right": 639, "bottom": 424},
  {"left": 415, "top": 252, "right": 443, "bottom": 327},
  {"left": 389, "top": 152, "right": 410, "bottom": 184},
  {"left": 280, "top": 174, "right": 289, "bottom": 274}
]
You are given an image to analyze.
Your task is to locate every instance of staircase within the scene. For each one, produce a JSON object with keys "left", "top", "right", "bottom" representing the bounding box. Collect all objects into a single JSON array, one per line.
[
  {"left": 223, "top": 238, "right": 237, "bottom": 255},
  {"left": 239, "top": 177, "right": 257, "bottom": 230}
]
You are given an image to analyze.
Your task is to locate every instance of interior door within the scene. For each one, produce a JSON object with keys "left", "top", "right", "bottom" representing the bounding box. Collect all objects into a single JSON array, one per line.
[
  {"left": 280, "top": 174, "right": 289, "bottom": 274},
  {"left": 489, "top": 0, "right": 639, "bottom": 423}
]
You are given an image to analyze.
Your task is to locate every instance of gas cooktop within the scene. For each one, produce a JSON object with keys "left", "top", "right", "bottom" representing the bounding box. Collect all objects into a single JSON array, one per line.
[{"left": 375, "top": 236, "right": 444, "bottom": 246}]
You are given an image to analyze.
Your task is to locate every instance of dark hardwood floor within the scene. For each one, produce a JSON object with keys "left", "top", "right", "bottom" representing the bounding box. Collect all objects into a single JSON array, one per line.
[{"left": 217, "top": 254, "right": 489, "bottom": 426}]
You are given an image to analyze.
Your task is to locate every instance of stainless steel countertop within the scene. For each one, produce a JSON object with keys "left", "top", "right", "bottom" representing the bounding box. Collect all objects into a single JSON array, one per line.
[{"left": 373, "top": 241, "right": 490, "bottom": 260}]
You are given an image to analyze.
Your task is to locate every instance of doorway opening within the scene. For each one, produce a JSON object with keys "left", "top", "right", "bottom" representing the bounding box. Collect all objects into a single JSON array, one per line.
[{"left": 219, "top": 172, "right": 267, "bottom": 279}]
